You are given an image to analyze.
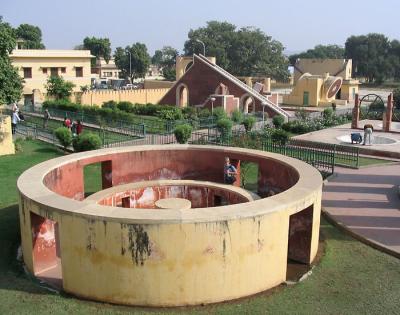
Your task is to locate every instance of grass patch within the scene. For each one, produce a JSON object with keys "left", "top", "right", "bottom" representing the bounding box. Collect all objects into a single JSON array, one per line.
[{"left": 0, "top": 140, "right": 399, "bottom": 314}]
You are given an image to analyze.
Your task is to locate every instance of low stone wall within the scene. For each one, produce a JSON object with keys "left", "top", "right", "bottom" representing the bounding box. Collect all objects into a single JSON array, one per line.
[
  {"left": 0, "top": 115, "right": 15, "bottom": 156},
  {"left": 80, "top": 88, "right": 170, "bottom": 106},
  {"left": 18, "top": 145, "right": 322, "bottom": 307}
]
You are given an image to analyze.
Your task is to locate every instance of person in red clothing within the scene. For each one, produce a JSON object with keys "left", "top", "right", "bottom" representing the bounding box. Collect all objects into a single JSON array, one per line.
[
  {"left": 76, "top": 120, "right": 83, "bottom": 135},
  {"left": 63, "top": 117, "right": 71, "bottom": 129}
]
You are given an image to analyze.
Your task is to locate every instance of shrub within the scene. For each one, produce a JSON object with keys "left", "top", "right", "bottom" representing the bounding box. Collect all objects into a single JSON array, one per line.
[
  {"left": 231, "top": 110, "right": 243, "bottom": 123},
  {"left": 294, "top": 108, "right": 310, "bottom": 120},
  {"left": 116, "top": 101, "right": 134, "bottom": 112},
  {"left": 157, "top": 107, "right": 183, "bottom": 121},
  {"left": 198, "top": 108, "right": 211, "bottom": 118},
  {"left": 174, "top": 124, "right": 193, "bottom": 144},
  {"left": 54, "top": 127, "right": 72, "bottom": 149},
  {"left": 242, "top": 116, "right": 256, "bottom": 132},
  {"left": 216, "top": 118, "right": 233, "bottom": 138},
  {"left": 272, "top": 115, "right": 285, "bottom": 128},
  {"left": 72, "top": 132, "right": 102, "bottom": 152},
  {"left": 182, "top": 106, "right": 197, "bottom": 119},
  {"left": 271, "top": 129, "right": 290, "bottom": 145},
  {"left": 212, "top": 107, "right": 227, "bottom": 120},
  {"left": 102, "top": 100, "right": 118, "bottom": 110},
  {"left": 323, "top": 107, "right": 334, "bottom": 121},
  {"left": 393, "top": 88, "right": 400, "bottom": 109}
]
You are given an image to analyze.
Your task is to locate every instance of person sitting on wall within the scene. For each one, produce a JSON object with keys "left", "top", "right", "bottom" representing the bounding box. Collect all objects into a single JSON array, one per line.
[
  {"left": 351, "top": 133, "right": 362, "bottom": 144},
  {"left": 363, "top": 124, "right": 374, "bottom": 146},
  {"left": 224, "top": 157, "right": 238, "bottom": 185}
]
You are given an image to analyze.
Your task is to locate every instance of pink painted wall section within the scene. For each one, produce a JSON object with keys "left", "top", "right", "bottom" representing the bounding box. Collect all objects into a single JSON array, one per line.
[
  {"left": 31, "top": 212, "right": 59, "bottom": 274},
  {"left": 44, "top": 150, "right": 299, "bottom": 201},
  {"left": 97, "top": 185, "right": 249, "bottom": 209}
]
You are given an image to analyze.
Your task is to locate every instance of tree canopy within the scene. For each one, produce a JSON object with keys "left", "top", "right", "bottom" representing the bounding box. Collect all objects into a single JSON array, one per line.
[
  {"left": 114, "top": 43, "right": 150, "bottom": 82},
  {"left": 152, "top": 46, "right": 179, "bottom": 81},
  {"left": 289, "top": 44, "right": 345, "bottom": 65},
  {"left": 183, "top": 21, "right": 289, "bottom": 81},
  {"left": 345, "top": 33, "right": 392, "bottom": 83},
  {"left": 0, "top": 17, "right": 23, "bottom": 104},
  {"left": 15, "top": 23, "right": 45, "bottom": 49},
  {"left": 83, "top": 37, "right": 112, "bottom": 63},
  {"left": 45, "top": 76, "right": 75, "bottom": 100}
]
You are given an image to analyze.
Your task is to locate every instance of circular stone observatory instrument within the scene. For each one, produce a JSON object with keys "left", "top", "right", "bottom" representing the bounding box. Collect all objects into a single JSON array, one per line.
[{"left": 18, "top": 145, "right": 323, "bottom": 307}]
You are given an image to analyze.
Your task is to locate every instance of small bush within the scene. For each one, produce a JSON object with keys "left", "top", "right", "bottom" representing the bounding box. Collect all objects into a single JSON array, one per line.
[
  {"left": 394, "top": 88, "right": 400, "bottom": 109},
  {"left": 294, "top": 108, "right": 310, "bottom": 120},
  {"left": 212, "top": 107, "right": 227, "bottom": 120},
  {"left": 157, "top": 107, "right": 184, "bottom": 121},
  {"left": 231, "top": 110, "right": 243, "bottom": 123},
  {"left": 73, "top": 132, "right": 101, "bottom": 152},
  {"left": 271, "top": 129, "right": 290, "bottom": 145},
  {"left": 323, "top": 107, "right": 334, "bottom": 121},
  {"left": 198, "top": 108, "right": 211, "bottom": 118},
  {"left": 174, "top": 124, "right": 193, "bottom": 144},
  {"left": 182, "top": 106, "right": 197, "bottom": 119},
  {"left": 54, "top": 127, "right": 72, "bottom": 149},
  {"left": 242, "top": 116, "right": 256, "bottom": 132},
  {"left": 272, "top": 115, "right": 285, "bottom": 128},
  {"left": 102, "top": 100, "right": 118, "bottom": 110},
  {"left": 216, "top": 118, "right": 233, "bottom": 138}
]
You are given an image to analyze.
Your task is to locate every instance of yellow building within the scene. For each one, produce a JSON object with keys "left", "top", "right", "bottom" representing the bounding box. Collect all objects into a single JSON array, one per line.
[
  {"left": 93, "top": 58, "right": 121, "bottom": 81},
  {"left": 10, "top": 49, "right": 93, "bottom": 105},
  {"left": 293, "top": 59, "right": 359, "bottom": 103},
  {"left": 283, "top": 73, "right": 344, "bottom": 107}
]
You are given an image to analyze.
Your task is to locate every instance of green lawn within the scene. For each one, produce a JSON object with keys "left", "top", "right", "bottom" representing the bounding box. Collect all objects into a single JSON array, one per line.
[{"left": 0, "top": 140, "right": 399, "bottom": 314}]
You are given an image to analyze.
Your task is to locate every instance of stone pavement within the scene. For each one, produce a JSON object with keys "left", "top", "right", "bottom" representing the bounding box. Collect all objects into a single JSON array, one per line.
[{"left": 323, "top": 164, "right": 400, "bottom": 257}]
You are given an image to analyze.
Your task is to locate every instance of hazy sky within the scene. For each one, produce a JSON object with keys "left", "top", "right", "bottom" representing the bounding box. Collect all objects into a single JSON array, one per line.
[{"left": 2, "top": 0, "right": 398, "bottom": 55}]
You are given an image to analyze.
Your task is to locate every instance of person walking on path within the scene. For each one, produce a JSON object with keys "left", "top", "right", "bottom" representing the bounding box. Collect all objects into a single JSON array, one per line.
[
  {"left": 224, "top": 157, "right": 238, "bottom": 184},
  {"left": 43, "top": 109, "right": 51, "bottom": 129},
  {"left": 63, "top": 117, "right": 71, "bottom": 129},
  {"left": 11, "top": 110, "right": 21, "bottom": 134},
  {"left": 363, "top": 123, "right": 373, "bottom": 145}
]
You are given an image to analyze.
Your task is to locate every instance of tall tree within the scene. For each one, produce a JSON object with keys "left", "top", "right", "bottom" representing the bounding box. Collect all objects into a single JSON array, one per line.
[
  {"left": 114, "top": 43, "right": 150, "bottom": 82},
  {"left": 15, "top": 23, "right": 45, "bottom": 49},
  {"left": 183, "top": 21, "right": 289, "bottom": 81},
  {"left": 0, "top": 17, "right": 23, "bottom": 104},
  {"left": 152, "top": 46, "right": 179, "bottom": 81},
  {"left": 289, "top": 44, "right": 345, "bottom": 65},
  {"left": 83, "top": 37, "right": 112, "bottom": 63},
  {"left": 345, "top": 33, "right": 391, "bottom": 83}
]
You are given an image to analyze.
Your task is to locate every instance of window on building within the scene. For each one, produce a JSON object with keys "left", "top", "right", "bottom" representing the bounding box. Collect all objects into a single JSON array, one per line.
[
  {"left": 50, "top": 67, "right": 58, "bottom": 77},
  {"left": 75, "top": 67, "right": 83, "bottom": 77},
  {"left": 42, "top": 68, "right": 48, "bottom": 74},
  {"left": 61, "top": 67, "right": 66, "bottom": 74},
  {"left": 23, "top": 67, "right": 32, "bottom": 79}
]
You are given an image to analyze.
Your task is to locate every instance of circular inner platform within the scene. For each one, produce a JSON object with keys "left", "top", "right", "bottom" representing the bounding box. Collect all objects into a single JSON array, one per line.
[{"left": 155, "top": 198, "right": 192, "bottom": 210}]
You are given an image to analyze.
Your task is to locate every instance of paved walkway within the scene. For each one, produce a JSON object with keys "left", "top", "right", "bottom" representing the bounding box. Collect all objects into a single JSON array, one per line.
[{"left": 323, "top": 164, "right": 400, "bottom": 257}]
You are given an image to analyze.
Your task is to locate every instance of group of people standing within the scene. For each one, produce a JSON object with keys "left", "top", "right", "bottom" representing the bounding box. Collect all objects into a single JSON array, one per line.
[{"left": 63, "top": 116, "right": 83, "bottom": 136}]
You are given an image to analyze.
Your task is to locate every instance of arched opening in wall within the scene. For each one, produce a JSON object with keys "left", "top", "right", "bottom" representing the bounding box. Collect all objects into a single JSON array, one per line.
[
  {"left": 84, "top": 161, "right": 112, "bottom": 197},
  {"left": 286, "top": 205, "right": 314, "bottom": 280},
  {"left": 214, "top": 83, "right": 229, "bottom": 95},
  {"left": 176, "top": 83, "right": 189, "bottom": 108},
  {"left": 31, "top": 212, "right": 63, "bottom": 288},
  {"left": 241, "top": 161, "right": 259, "bottom": 193},
  {"left": 240, "top": 94, "right": 255, "bottom": 114}
]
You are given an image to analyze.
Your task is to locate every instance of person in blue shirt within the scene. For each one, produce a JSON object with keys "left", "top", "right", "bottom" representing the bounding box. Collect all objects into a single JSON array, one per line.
[{"left": 224, "top": 157, "right": 237, "bottom": 184}]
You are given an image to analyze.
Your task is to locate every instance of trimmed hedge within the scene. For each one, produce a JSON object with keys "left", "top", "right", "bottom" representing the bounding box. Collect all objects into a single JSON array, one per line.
[
  {"left": 174, "top": 124, "right": 193, "bottom": 144},
  {"left": 54, "top": 127, "right": 72, "bottom": 149},
  {"left": 72, "top": 132, "right": 102, "bottom": 152}
]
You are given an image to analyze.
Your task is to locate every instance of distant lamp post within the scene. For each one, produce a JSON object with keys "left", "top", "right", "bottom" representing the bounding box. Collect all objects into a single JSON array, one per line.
[
  {"left": 127, "top": 51, "right": 132, "bottom": 83},
  {"left": 195, "top": 39, "right": 206, "bottom": 56},
  {"left": 211, "top": 97, "right": 216, "bottom": 114},
  {"left": 262, "top": 101, "right": 268, "bottom": 127}
]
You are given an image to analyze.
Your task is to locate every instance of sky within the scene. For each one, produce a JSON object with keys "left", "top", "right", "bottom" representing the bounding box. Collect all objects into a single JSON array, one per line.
[{"left": 1, "top": 0, "right": 399, "bottom": 55}]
